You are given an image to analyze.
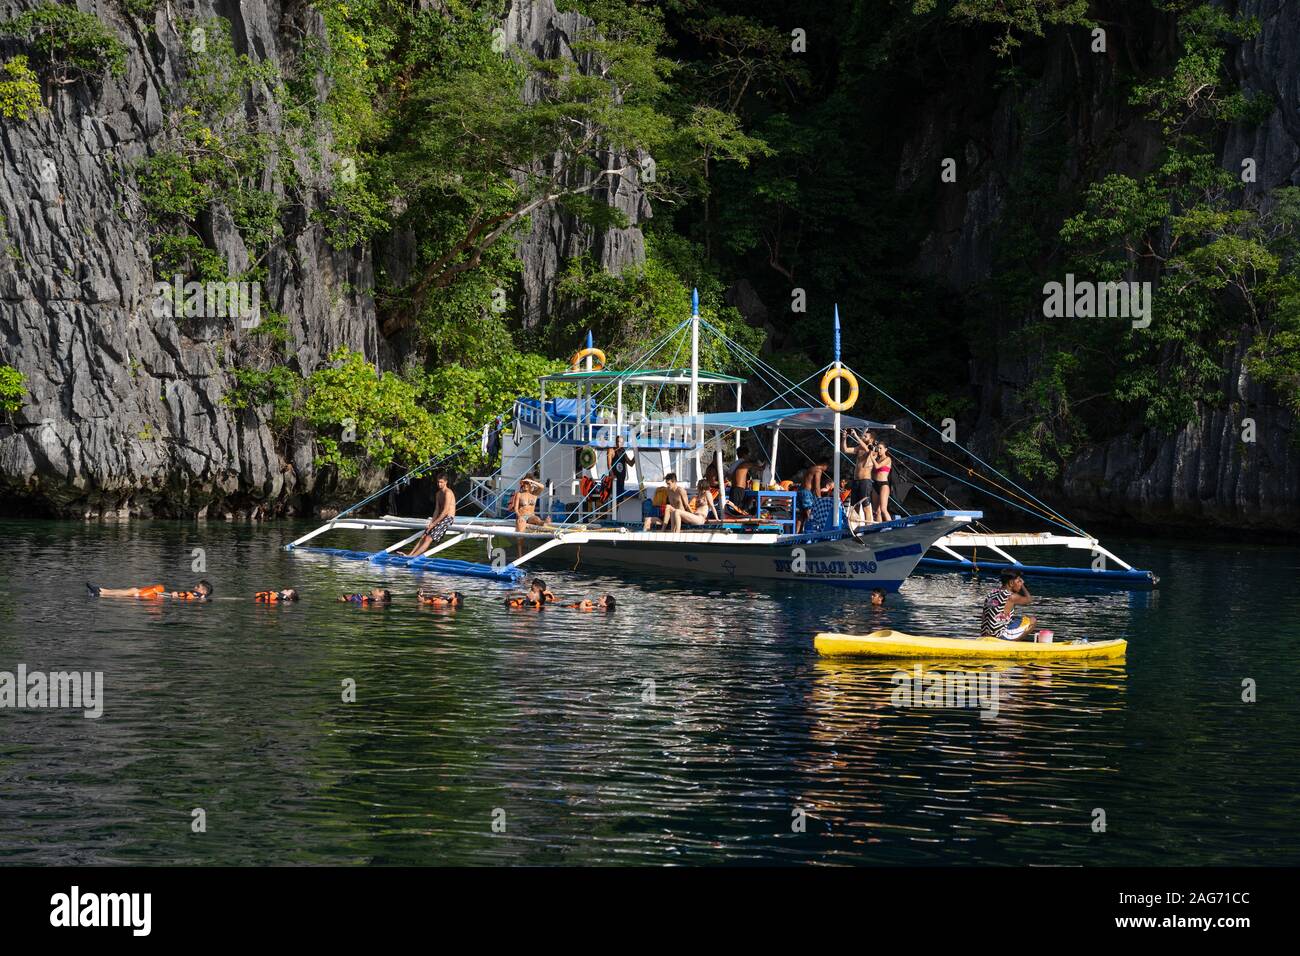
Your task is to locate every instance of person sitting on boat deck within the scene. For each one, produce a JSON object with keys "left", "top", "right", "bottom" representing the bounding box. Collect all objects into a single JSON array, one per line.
[
  {"left": 980, "top": 571, "right": 1041, "bottom": 641},
  {"left": 869, "top": 588, "right": 886, "bottom": 608},
  {"left": 644, "top": 476, "right": 686, "bottom": 535},
  {"left": 406, "top": 471, "right": 457, "bottom": 557},
  {"left": 255, "top": 588, "right": 299, "bottom": 603},
  {"left": 797, "top": 460, "right": 829, "bottom": 533},
  {"left": 871, "top": 442, "right": 894, "bottom": 522},
  {"left": 708, "top": 475, "right": 750, "bottom": 520},
  {"left": 88, "top": 581, "right": 213, "bottom": 601},
  {"left": 337, "top": 587, "right": 392, "bottom": 605},
  {"left": 642, "top": 485, "right": 665, "bottom": 531},
  {"left": 417, "top": 589, "right": 463, "bottom": 608},
  {"left": 565, "top": 594, "right": 616, "bottom": 611},
  {"left": 510, "top": 476, "right": 547, "bottom": 533},
  {"left": 842, "top": 427, "right": 878, "bottom": 521},
  {"left": 666, "top": 479, "right": 721, "bottom": 532},
  {"left": 728, "top": 453, "right": 755, "bottom": 515},
  {"left": 607, "top": 437, "right": 635, "bottom": 501}
]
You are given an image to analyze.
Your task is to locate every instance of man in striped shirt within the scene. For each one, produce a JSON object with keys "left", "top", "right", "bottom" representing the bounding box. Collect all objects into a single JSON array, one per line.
[{"left": 981, "top": 570, "right": 1035, "bottom": 640}]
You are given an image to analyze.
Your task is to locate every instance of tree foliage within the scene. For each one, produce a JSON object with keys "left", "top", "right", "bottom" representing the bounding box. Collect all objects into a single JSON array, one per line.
[
  {"left": 0, "top": 56, "right": 43, "bottom": 120},
  {"left": 0, "top": 3, "right": 126, "bottom": 90}
]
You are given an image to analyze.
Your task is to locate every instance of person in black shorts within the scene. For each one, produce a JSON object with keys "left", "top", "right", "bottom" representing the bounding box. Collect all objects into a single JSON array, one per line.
[
  {"left": 842, "top": 428, "right": 877, "bottom": 521},
  {"left": 606, "top": 437, "right": 634, "bottom": 501}
]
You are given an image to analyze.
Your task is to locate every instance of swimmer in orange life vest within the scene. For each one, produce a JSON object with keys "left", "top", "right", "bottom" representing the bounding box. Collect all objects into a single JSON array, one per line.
[
  {"left": 565, "top": 594, "right": 616, "bottom": 611},
  {"left": 506, "top": 581, "right": 547, "bottom": 609},
  {"left": 527, "top": 578, "right": 557, "bottom": 604},
  {"left": 417, "top": 590, "right": 463, "bottom": 608},
  {"left": 337, "top": 588, "right": 392, "bottom": 605},
  {"left": 254, "top": 588, "right": 299, "bottom": 603},
  {"left": 88, "top": 580, "right": 213, "bottom": 601}
]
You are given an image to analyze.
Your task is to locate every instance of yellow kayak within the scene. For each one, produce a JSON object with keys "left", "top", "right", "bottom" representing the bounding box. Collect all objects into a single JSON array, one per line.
[{"left": 814, "top": 629, "right": 1127, "bottom": 660}]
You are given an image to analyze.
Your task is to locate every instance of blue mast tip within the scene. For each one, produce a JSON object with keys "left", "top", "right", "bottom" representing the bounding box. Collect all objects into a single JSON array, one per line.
[
  {"left": 833, "top": 304, "right": 842, "bottom": 362},
  {"left": 691, "top": 288, "right": 699, "bottom": 316}
]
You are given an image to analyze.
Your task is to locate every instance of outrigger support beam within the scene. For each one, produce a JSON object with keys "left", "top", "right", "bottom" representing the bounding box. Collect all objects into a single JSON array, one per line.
[{"left": 922, "top": 530, "right": 1153, "bottom": 588}]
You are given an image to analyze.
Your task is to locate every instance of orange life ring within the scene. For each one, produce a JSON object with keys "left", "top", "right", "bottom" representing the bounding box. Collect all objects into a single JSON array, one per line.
[
  {"left": 570, "top": 347, "right": 606, "bottom": 371},
  {"left": 820, "top": 367, "right": 859, "bottom": 412}
]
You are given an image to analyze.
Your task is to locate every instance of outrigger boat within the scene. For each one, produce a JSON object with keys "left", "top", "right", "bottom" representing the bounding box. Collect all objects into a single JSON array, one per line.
[{"left": 288, "top": 293, "right": 1156, "bottom": 591}]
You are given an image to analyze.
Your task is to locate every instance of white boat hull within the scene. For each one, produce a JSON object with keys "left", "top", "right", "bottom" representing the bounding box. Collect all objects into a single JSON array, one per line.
[{"left": 518, "top": 512, "right": 976, "bottom": 590}]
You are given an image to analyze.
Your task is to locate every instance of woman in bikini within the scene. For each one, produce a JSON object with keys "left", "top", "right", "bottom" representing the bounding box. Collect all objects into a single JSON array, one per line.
[
  {"left": 668, "top": 480, "right": 720, "bottom": 532},
  {"left": 871, "top": 442, "right": 894, "bottom": 522},
  {"left": 510, "top": 477, "right": 546, "bottom": 533}
]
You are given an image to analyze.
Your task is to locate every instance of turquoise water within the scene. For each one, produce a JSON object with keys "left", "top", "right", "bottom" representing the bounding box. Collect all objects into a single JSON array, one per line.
[{"left": 0, "top": 519, "right": 1296, "bottom": 865}]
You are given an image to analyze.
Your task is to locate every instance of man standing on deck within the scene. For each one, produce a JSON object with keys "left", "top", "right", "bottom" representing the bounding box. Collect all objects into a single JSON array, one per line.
[
  {"left": 407, "top": 472, "right": 457, "bottom": 557},
  {"left": 842, "top": 428, "right": 877, "bottom": 522},
  {"left": 729, "top": 452, "right": 754, "bottom": 515},
  {"left": 607, "top": 437, "right": 635, "bottom": 502},
  {"left": 797, "top": 459, "right": 829, "bottom": 533}
]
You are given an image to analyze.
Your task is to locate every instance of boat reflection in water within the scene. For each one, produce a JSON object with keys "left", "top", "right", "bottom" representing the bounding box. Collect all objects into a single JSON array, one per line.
[{"left": 796, "top": 657, "right": 1128, "bottom": 856}]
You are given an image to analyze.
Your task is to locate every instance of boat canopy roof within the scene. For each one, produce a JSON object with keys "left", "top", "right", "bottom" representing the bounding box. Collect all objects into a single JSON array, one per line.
[
  {"left": 649, "top": 408, "right": 895, "bottom": 431},
  {"left": 540, "top": 367, "right": 747, "bottom": 385}
]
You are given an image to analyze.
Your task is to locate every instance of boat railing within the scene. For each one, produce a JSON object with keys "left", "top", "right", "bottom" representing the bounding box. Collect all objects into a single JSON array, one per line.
[
  {"left": 466, "top": 476, "right": 511, "bottom": 517},
  {"left": 514, "top": 399, "right": 698, "bottom": 449}
]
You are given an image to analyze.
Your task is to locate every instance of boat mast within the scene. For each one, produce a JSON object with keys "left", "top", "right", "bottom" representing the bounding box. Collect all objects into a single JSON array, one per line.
[
  {"left": 584, "top": 329, "right": 594, "bottom": 445},
  {"left": 833, "top": 304, "right": 843, "bottom": 530},
  {"left": 689, "top": 288, "right": 700, "bottom": 467}
]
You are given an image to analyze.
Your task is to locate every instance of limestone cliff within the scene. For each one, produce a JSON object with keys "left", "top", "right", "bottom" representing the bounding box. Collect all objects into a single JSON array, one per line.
[
  {"left": 900, "top": 0, "right": 1300, "bottom": 532},
  {"left": 0, "top": 0, "right": 647, "bottom": 517}
]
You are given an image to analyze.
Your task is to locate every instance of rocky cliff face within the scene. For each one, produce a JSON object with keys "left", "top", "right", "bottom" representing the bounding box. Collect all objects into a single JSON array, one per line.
[
  {"left": 503, "top": 0, "right": 650, "bottom": 329},
  {"left": 902, "top": 0, "right": 1300, "bottom": 532},
  {"left": 0, "top": 0, "right": 646, "bottom": 518},
  {"left": 0, "top": 0, "right": 377, "bottom": 517}
]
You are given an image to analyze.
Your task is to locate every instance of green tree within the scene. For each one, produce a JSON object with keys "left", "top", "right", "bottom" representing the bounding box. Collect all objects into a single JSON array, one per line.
[
  {"left": 0, "top": 3, "right": 126, "bottom": 97},
  {"left": 0, "top": 365, "right": 26, "bottom": 415},
  {"left": 0, "top": 55, "right": 43, "bottom": 120}
]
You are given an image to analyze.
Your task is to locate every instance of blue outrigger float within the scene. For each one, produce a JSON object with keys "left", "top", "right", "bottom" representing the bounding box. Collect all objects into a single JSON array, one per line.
[{"left": 289, "top": 294, "right": 1156, "bottom": 591}]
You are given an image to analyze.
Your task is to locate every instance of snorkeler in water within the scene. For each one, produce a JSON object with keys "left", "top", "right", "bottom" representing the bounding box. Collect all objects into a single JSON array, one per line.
[
  {"left": 418, "top": 589, "right": 464, "bottom": 608},
  {"left": 506, "top": 581, "right": 547, "bottom": 609},
  {"left": 88, "top": 581, "right": 213, "bottom": 601},
  {"left": 337, "top": 588, "right": 392, "bottom": 606},
  {"left": 564, "top": 595, "right": 616, "bottom": 611}
]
